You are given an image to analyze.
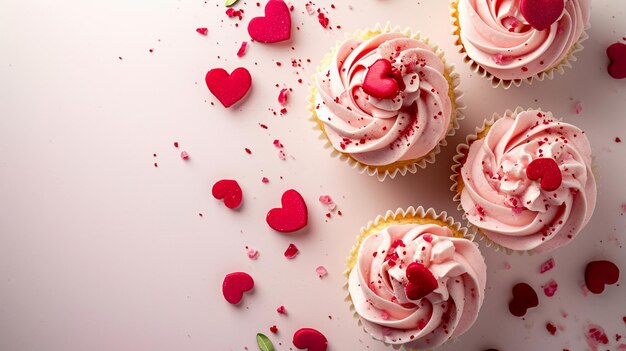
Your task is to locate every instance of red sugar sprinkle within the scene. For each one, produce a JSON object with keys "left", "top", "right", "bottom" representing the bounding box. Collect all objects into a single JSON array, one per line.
[
  {"left": 317, "top": 12, "right": 329, "bottom": 28},
  {"left": 236, "top": 41, "right": 248, "bottom": 57},
  {"left": 586, "top": 324, "right": 609, "bottom": 348},
  {"left": 173, "top": 142, "right": 179, "bottom": 148},
  {"left": 269, "top": 325, "right": 278, "bottom": 334},
  {"left": 284, "top": 243, "right": 299, "bottom": 259},
  {"left": 542, "top": 279, "right": 558, "bottom": 297},
  {"left": 261, "top": 177, "right": 269, "bottom": 183},
  {"left": 617, "top": 137, "right": 622, "bottom": 143},
  {"left": 276, "top": 306, "right": 286, "bottom": 314},
  {"left": 196, "top": 27, "right": 208, "bottom": 35},
  {"left": 278, "top": 88, "right": 288, "bottom": 105},
  {"left": 180, "top": 151, "right": 189, "bottom": 160},
  {"left": 245, "top": 148, "right": 252, "bottom": 154},
  {"left": 546, "top": 323, "right": 557, "bottom": 335},
  {"left": 273, "top": 139, "right": 284, "bottom": 148},
  {"left": 540, "top": 258, "right": 555, "bottom": 273}
]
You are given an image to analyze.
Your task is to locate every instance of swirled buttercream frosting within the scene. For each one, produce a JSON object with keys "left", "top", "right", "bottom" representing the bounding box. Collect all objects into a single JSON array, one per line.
[
  {"left": 456, "top": 0, "right": 591, "bottom": 80},
  {"left": 459, "top": 109, "right": 597, "bottom": 253},
  {"left": 314, "top": 32, "right": 453, "bottom": 166},
  {"left": 348, "top": 223, "right": 486, "bottom": 348}
]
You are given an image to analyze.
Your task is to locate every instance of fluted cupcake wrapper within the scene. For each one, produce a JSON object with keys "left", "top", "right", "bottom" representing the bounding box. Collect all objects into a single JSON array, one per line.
[
  {"left": 308, "top": 22, "right": 465, "bottom": 181},
  {"left": 343, "top": 206, "right": 476, "bottom": 351},
  {"left": 449, "top": 0, "right": 590, "bottom": 89}
]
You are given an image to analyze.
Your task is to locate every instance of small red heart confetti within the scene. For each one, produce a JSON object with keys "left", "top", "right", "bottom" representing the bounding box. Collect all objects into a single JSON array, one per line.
[
  {"left": 205, "top": 67, "right": 252, "bottom": 108},
  {"left": 293, "top": 328, "right": 328, "bottom": 351},
  {"left": 404, "top": 262, "right": 438, "bottom": 300},
  {"left": 212, "top": 179, "right": 243, "bottom": 209},
  {"left": 276, "top": 305, "right": 286, "bottom": 314},
  {"left": 284, "top": 243, "right": 299, "bottom": 259},
  {"left": 266, "top": 189, "right": 308, "bottom": 232},
  {"left": 362, "top": 59, "right": 400, "bottom": 99},
  {"left": 196, "top": 27, "right": 208, "bottom": 35},
  {"left": 520, "top": 0, "right": 565, "bottom": 31},
  {"left": 526, "top": 157, "right": 562, "bottom": 191},
  {"left": 247, "top": 0, "right": 291, "bottom": 43},
  {"left": 222, "top": 272, "right": 254, "bottom": 304},
  {"left": 607, "top": 42, "right": 626, "bottom": 79},
  {"left": 585, "top": 260, "right": 620, "bottom": 294},
  {"left": 509, "top": 282, "right": 539, "bottom": 317}
]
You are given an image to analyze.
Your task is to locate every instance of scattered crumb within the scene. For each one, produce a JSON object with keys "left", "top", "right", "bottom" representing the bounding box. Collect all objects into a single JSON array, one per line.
[{"left": 315, "top": 265, "right": 328, "bottom": 278}]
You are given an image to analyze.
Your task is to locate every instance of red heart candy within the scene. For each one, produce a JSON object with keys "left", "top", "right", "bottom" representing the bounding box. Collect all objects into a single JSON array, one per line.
[
  {"left": 362, "top": 59, "right": 400, "bottom": 99},
  {"left": 404, "top": 262, "right": 438, "bottom": 300},
  {"left": 585, "top": 260, "right": 620, "bottom": 294},
  {"left": 247, "top": 0, "right": 291, "bottom": 43},
  {"left": 508, "top": 282, "right": 538, "bottom": 317},
  {"left": 222, "top": 272, "right": 254, "bottom": 304},
  {"left": 607, "top": 42, "right": 626, "bottom": 80},
  {"left": 520, "top": 0, "right": 565, "bottom": 31},
  {"left": 526, "top": 157, "right": 562, "bottom": 191},
  {"left": 266, "top": 189, "right": 308, "bottom": 232},
  {"left": 293, "top": 328, "right": 328, "bottom": 351},
  {"left": 205, "top": 67, "right": 251, "bottom": 108},
  {"left": 212, "top": 179, "right": 243, "bottom": 209}
]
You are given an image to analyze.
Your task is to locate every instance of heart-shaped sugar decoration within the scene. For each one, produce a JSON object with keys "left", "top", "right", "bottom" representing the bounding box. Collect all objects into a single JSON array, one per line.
[
  {"left": 292, "top": 328, "right": 328, "bottom": 351},
  {"left": 362, "top": 59, "right": 400, "bottom": 99},
  {"left": 526, "top": 157, "right": 562, "bottom": 191},
  {"left": 266, "top": 189, "right": 308, "bottom": 232},
  {"left": 222, "top": 272, "right": 254, "bottom": 304},
  {"left": 212, "top": 179, "right": 243, "bottom": 209},
  {"left": 607, "top": 42, "right": 626, "bottom": 79},
  {"left": 520, "top": 0, "right": 565, "bottom": 31},
  {"left": 405, "top": 262, "right": 438, "bottom": 300},
  {"left": 205, "top": 67, "right": 251, "bottom": 108},
  {"left": 247, "top": 0, "right": 291, "bottom": 43},
  {"left": 509, "top": 282, "right": 539, "bottom": 317},
  {"left": 585, "top": 260, "right": 620, "bottom": 294}
]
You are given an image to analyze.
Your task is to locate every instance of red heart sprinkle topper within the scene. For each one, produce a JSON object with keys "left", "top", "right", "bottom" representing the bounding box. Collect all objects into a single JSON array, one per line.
[
  {"left": 362, "top": 59, "right": 400, "bottom": 99},
  {"left": 607, "top": 42, "right": 626, "bottom": 79},
  {"left": 205, "top": 67, "right": 251, "bottom": 108},
  {"left": 526, "top": 157, "right": 562, "bottom": 191},
  {"left": 405, "top": 262, "right": 438, "bottom": 300},
  {"left": 293, "top": 328, "right": 328, "bottom": 351},
  {"left": 520, "top": 0, "right": 565, "bottom": 31},
  {"left": 266, "top": 189, "right": 308, "bottom": 232},
  {"left": 509, "top": 282, "right": 539, "bottom": 317},
  {"left": 222, "top": 272, "right": 254, "bottom": 304},
  {"left": 212, "top": 179, "right": 243, "bottom": 209},
  {"left": 585, "top": 260, "right": 620, "bottom": 294},
  {"left": 247, "top": 0, "right": 291, "bottom": 43}
]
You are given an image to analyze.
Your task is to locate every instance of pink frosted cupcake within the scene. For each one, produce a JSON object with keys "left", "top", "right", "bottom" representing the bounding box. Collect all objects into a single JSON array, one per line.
[
  {"left": 451, "top": 108, "right": 597, "bottom": 254},
  {"left": 309, "top": 24, "right": 463, "bottom": 181},
  {"left": 450, "top": 0, "right": 591, "bottom": 88},
  {"left": 346, "top": 207, "right": 486, "bottom": 350}
]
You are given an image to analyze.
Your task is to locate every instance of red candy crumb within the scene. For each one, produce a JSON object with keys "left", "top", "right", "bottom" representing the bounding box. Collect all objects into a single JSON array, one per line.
[
  {"left": 278, "top": 88, "right": 288, "bottom": 105},
  {"left": 542, "top": 279, "right": 558, "bottom": 297},
  {"left": 261, "top": 177, "right": 269, "bottom": 183},
  {"left": 180, "top": 151, "right": 189, "bottom": 160},
  {"left": 546, "top": 323, "right": 557, "bottom": 335},
  {"left": 236, "top": 41, "right": 248, "bottom": 57},
  {"left": 270, "top": 325, "right": 278, "bottom": 334},
  {"left": 196, "top": 27, "right": 208, "bottom": 35},
  {"left": 317, "top": 12, "right": 329, "bottom": 28},
  {"left": 284, "top": 243, "right": 299, "bottom": 259},
  {"left": 173, "top": 141, "right": 179, "bottom": 148},
  {"left": 245, "top": 148, "right": 252, "bottom": 154},
  {"left": 540, "top": 257, "right": 556, "bottom": 273},
  {"left": 586, "top": 324, "right": 609, "bottom": 348}
]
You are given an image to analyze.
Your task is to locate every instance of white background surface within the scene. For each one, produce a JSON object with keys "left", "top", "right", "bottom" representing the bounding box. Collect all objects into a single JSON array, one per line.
[{"left": 1, "top": 0, "right": 625, "bottom": 350}]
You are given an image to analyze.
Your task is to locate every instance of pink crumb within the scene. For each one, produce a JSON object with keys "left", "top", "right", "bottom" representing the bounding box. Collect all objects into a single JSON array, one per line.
[
  {"left": 318, "top": 195, "right": 336, "bottom": 211},
  {"left": 196, "top": 27, "right": 208, "bottom": 35},
  {"left": 305, "top": 2, "right": 316, "bottom": 15},
  {"left": 540, "top": 257, "right": 556, "bottom": 273},
  {"left": 503, "top": 261, "right": 512, "bottom": 270},
  {"left": 380, "top": 310, "right": 389, "bottom": 320},
  {"left": 237, "top": 41, "right": 248, "bottom": 57},
  {"left": 546, "top": 323, "right": 557, "bottom": 335},
  {"left": 586, "top": 324, "right": 609, "bottom": 351},
  {"left": 276, "top": 305, "right": 286, "bottom": 314},
  {"left": 315, "top": 265, "right": 328, "bottom": 278},
  {"left": 543, "top": 279, "right": 558, "bottom": 297},
  {"left": 247, "top": 247, "right": 259, "bottom": 260},
  {"left": 575, "top": 102, "right": 583, "bottom": 114},
  {"left": 278, "top": 150, "right": 286, "bottom": 160},
  {"left": 278, "top": 88, "right": 288, "bottom": 105},
  {"left": 180, "top": 151, "right": 189, "bottom": 160},
  {"left": 273, "top": 139, "right": 284, "bottom": 148},
  {"left": 261, "top": 177, "right": 269, "bottom": 183},
  {"left": 493, "top": 54, "right": 512, "bottom": 65},
  {"left": 284, "top": 243, "right": 299, "bottom": 259}
]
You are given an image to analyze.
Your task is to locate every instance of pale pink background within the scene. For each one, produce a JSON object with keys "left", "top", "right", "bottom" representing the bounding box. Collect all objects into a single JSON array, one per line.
[{"left": 1, "top": 0, "right": 625, "bottom": 350}]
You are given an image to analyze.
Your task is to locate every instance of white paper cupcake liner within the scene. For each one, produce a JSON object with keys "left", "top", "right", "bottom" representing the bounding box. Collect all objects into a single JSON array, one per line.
[
  {"left": 309, "top": 23, "right": 465, "bottom": 181},
  {"left": 344, "top": 206, "right": 476, "bottom": 351},
  {"left": 449, "top": 0, "right": 590, "bottom": 89}
]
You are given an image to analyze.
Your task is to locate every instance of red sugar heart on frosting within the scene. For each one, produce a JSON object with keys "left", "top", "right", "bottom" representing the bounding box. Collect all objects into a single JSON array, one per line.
[
  {"left": 526, "top": 157, "right": 562, "bottom": 191},
  {"left": 292, "top": 328, "right": 328, "bottom": 351},
  {"left": 247, "top": 0, "right": 291, "bottom": 43},
  {"left": 585, "top": 260, "right": 620, "bottom": 294},
  {"left": 222, "top": 272, "right": 254, "bottom": 304},
  {"left": 607, "top": 42, "right": 626, "bottom": 79},
  {"left": 212, "top": 179, "right": 243, "bottom": 209},
  {"left": 362, "top": 59, "right": 400, "bottom": 99},
  {"left": 405, "top": 262, "right": 438, "bottom": 300},
  {"left": 520, "top": 0, "right": 565, "bottom": 31},
  {"left": 509, "top": 282, "right": 539, "bottom": 317},
  {"left": 266, "top": 189, "right": 308, "bottom": 232},
  {"left": 205, "top": 67, "right": 251, "bottom": 108}
]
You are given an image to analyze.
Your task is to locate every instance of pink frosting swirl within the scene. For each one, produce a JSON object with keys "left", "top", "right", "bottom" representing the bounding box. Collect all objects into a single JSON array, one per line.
[
  {"left": 315, "top": 32, "right": 452, "bottom": 166},
  {"left": 459, "top": 109, "right": 597, "bottom": 253},
  {"left": 348, "top": 223, "right": 486, "bottom": 348},
  {"left": 457, "top": 0, "right": 590, "bottom": 80}
]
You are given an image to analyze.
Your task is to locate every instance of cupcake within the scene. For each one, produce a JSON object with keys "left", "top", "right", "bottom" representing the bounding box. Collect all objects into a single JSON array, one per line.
[
  {"left": 309, "top": 24, "right": 463, "bottom": 181},
  {"left": 451, "top": 108, "right": 597, "bottom": 254},
  {"left": 346, "top": 207, "right": 487, "bottom": 350},
  {"left": 450, "top": 0, "right": 591, "bottom": 88}
]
